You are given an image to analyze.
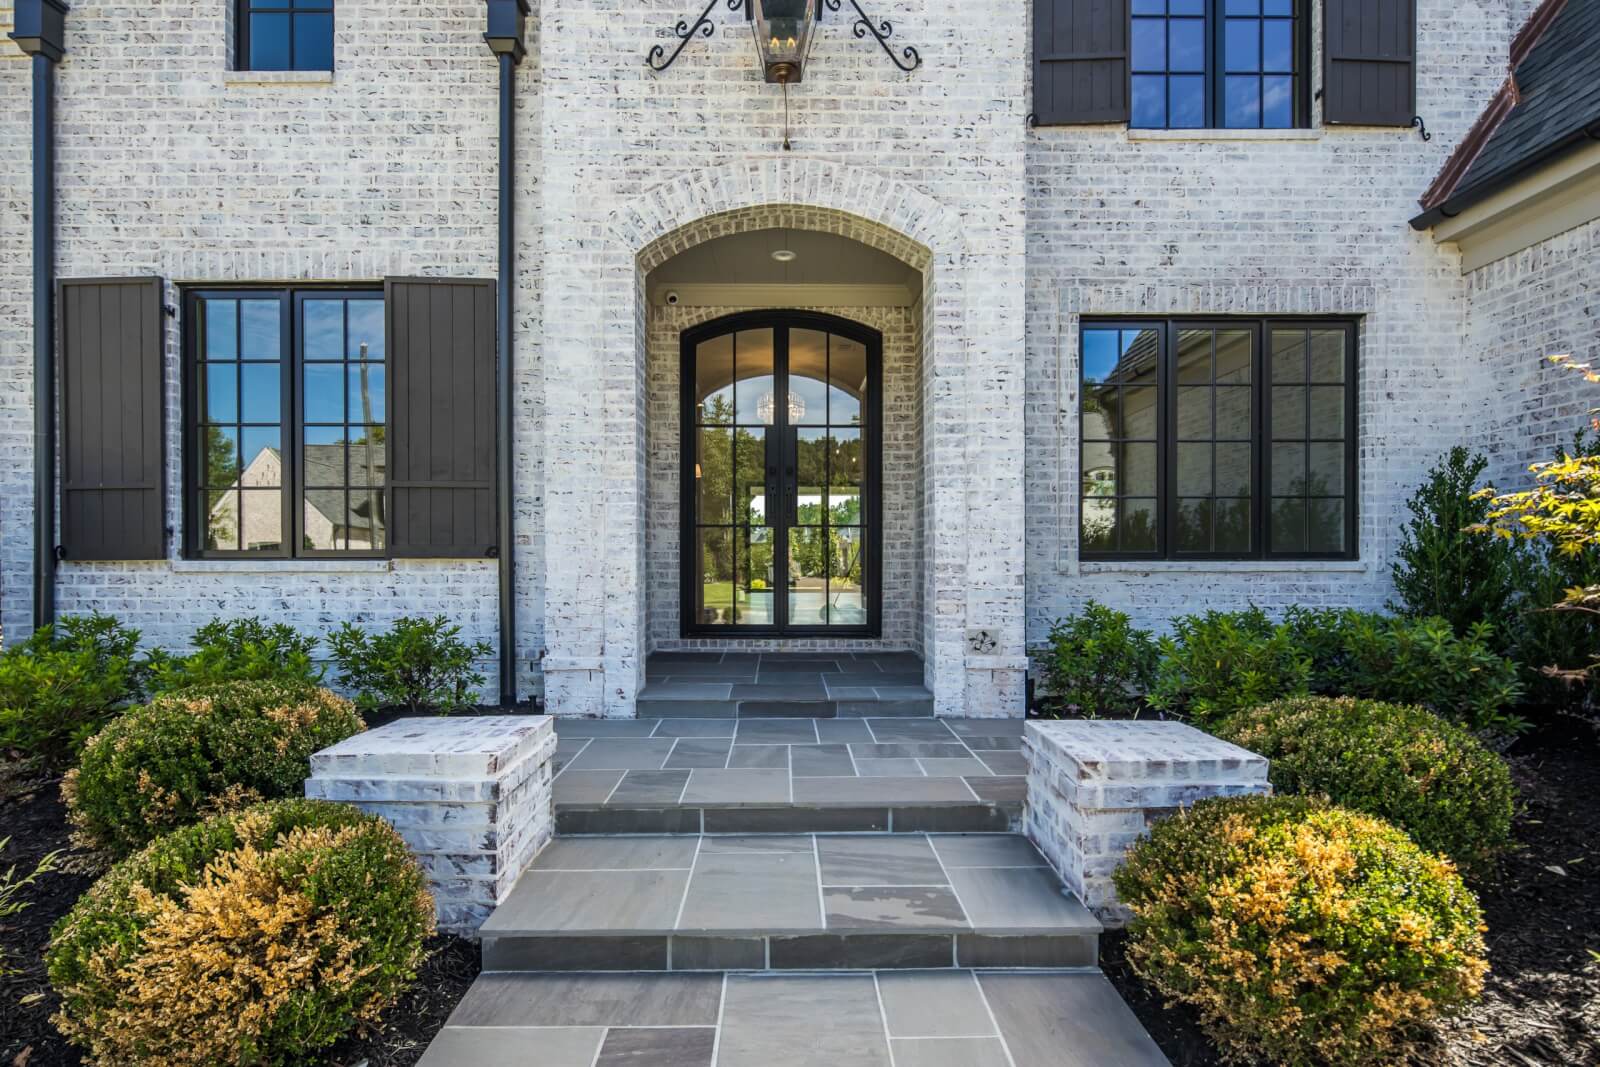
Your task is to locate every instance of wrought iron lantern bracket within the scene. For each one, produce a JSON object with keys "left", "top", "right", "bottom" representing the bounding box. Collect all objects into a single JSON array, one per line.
[{"left": 645, "top": 0, "right": 921, "bottom": 74}]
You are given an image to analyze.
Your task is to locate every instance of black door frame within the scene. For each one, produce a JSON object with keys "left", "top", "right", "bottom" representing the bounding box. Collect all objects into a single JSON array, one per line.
[{"left": 679, "top": 310, "right": 883, "bottom": 639}]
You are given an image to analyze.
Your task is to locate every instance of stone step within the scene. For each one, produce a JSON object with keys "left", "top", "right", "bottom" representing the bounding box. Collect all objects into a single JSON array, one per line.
[
  {"left": 479, "top": 833, "right": 1100, "bottom": 972},
  {"left": 641, "top": 650, "right": 936, "bottom": 718},
  {"left": 553, "top": 717, "right": 1027, "bottom": 835},
  {"left": 422, "top": 969, "right": 1170, "bottom": 1067},
  {"left": 637, "top": 693, "right": 935, "bottom": 718}
]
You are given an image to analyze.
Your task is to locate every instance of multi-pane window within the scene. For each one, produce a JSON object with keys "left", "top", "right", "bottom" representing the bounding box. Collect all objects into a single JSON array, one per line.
[
  {"left": 186, "top": 289, "right": 386, "bottom": 558},
  {"left": 1131, "top": 0, "right": 1305, "bottom": 129},
  {"left": 239, "top": 0, "right": 334, "bottom": 72},
  {"left": 1079, "top": 318, "right": 1356, "bottom": 560}
]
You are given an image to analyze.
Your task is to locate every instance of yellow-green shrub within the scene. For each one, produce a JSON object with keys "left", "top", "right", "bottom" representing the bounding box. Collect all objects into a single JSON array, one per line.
[
  {"left": 1217, "top": 696, "right": 1514, "bottom": 873},
  {"left": 64, "top": 681, "right": 363, "bottom": 856},
  {"left": 1113, "top": 795, "right": 1487, "bottom": 1067},
  {"left": 48, "top": 799, "right": 434, "bottom": 1067}
]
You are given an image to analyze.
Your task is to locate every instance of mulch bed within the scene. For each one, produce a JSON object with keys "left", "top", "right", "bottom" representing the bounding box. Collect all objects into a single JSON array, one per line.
[
  {"left": 5, "top": 710, "right": 1595, "bottom": 1067},
  {"left": 1101, "top": 711, "right": 1600, "bottom": 1067}
]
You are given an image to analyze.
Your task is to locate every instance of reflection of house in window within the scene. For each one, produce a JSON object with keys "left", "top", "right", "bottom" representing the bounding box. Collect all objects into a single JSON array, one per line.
[{"left": 208, "top": 443, "right": 385, "bottom": 552}]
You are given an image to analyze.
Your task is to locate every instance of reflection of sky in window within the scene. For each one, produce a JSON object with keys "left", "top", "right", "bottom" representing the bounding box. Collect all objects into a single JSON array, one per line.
[{"left": 1082, "top": 330, "right": 1121, "bottom": 384}]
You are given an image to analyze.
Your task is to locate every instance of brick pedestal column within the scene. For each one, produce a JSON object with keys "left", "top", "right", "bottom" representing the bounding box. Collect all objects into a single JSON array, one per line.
[{"left": 306, "top": 715, "right": 556, "bottom": 934}]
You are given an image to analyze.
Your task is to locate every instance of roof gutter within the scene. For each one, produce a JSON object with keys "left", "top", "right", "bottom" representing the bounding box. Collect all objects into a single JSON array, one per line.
[
  {"left": 9, "top": 0, "right": 68, "bottom": 635},
  {"left": 484, "top": 0, "right": 529, "bottom": 706},
  {"left": 1411, "top": 120, "right": 1600, "bottom": 231}
]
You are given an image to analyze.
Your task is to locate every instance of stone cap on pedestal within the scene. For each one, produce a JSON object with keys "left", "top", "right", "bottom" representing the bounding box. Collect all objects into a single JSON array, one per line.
[
  {"left": 1025, "top": 719, "right": 1268, "bottom": 784},
  {"left": 310, "top": 715, "right": 554, "bottom": 779}
]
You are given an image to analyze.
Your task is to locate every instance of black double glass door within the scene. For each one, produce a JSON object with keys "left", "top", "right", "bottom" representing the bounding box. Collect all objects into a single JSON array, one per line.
[{"left": 680, "top": 311, "right": 882, "bottom": 637}]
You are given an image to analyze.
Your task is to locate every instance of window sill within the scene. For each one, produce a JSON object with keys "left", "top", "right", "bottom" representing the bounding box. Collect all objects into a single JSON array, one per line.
[
  {"left": 170, "top": 558, "right": 392, "bottom": 575},
  {"left": 222, "top": 69, "right": 334, "bottom": 87},
  {"left": 1076, "top": 559, "right": 1367, "bottom": 575},
  {"left": 1126, "top": 127, "right": 1324, "bottom": 143}
]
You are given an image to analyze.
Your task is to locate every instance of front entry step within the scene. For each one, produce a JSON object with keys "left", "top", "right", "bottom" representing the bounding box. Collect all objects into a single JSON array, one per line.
[
  {"left": 479, "top": 833, "right": 1100, "bottom": 973},
  {"left": 422, "top": 970, "right": 1171, "bottom": 1067},
  {"left": 641, "top": 650, "right": 935, "bottom": 718},
  {"left": 553, "top": 717, "right": 1027, "bottom": 835}
]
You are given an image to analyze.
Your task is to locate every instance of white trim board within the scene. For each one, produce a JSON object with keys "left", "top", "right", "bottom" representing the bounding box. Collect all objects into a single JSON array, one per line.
[
  {"left": 1431, "top": 139, "right": 1600, "bottom": 273},
  {"left": 647, "top": 283, "right": 917, "bottom": 308}
]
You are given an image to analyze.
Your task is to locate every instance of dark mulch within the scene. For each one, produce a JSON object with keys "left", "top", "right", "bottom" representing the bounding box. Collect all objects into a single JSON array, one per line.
[
  {"left": 324, "top": 936, "right": 479, "bottom": 1067},
  {"left": 1100, "top": 712, "right": 1600, "bottom": 1067}
]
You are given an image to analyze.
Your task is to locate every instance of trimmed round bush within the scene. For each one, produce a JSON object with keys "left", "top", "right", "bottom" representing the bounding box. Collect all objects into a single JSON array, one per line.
[
  {"left": 1113, "top": 795, "right": 1487, "bottom": 1067},
  {"left": 64, "top": 681, "right": 364, "bottom": 856},
  {"left": 48, "top": 799, "right": 435, "bottom": 1067},
  {"left": 1217, "top": 696, "right": 1515, "bottom": 873}
]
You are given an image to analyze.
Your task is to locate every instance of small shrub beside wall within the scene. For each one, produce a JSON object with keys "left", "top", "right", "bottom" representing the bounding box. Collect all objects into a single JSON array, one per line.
[
  {"left": 1114, "top": 795, "right": 1488, "bottom": 1067},
  {"left": 0, "top": 615, "right": 146, "bottom": 770},
  {"left": 1040, "top": 602, "right": 1158, "bottom": 717},
  {"left": 1146, "top": 608, "right": 1311, "bottom": 727},
  {"left": 48, "top": 799, "right": 434, "bottom": 1067},
  {"left": 1217, "top": 696, "right": 1515, "bottom": 872},
  {"left": 327, "top": 616, "right": 491, "bottom": 715},
  {"left": 64, "top": 681, "right": 364, "bottom": 856},
  {"left": 146, "top": 617, "right": 323, "bottom": 695}
]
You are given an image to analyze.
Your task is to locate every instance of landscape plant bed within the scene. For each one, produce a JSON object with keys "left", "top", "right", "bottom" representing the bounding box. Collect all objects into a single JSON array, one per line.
[{"left": 1100, "top": 711, "right": 1600, "bottom": 1067}]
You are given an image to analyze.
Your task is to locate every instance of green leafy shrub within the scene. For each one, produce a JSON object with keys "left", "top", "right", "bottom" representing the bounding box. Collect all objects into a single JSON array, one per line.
[
  {"left": 1113, "top": 795, "right": 1487, "bottom": 1067},
  {"left": 0, "top": 614, "right": 146, "bottom": 769},
  {"left": 1390, "top": 446, "right": 1520, "bottom": 645},
  {"left": 146, "top": 617, "right": 323, "bottom": 694},
  {"left": 1216, "top": 697, "right": 1514, "bottom": 872},
  {"left": 327, "top": 616, "right": 490, "bottom": 715},
  {"left": 64, "top": 681, "right": 363, "bottom": 856},
  {"left": 48, "top": 798, "right": 434, "bottom": 1067},
  {"left": 1146, "top": 608, "right": 1310, "bottom": 726},
  {"left": 1040, "top": 602, "right": 1159, "bottom": 717},
  {"left": 1284, "top": 607, "right": 1523, "bottom": 733},
  {"left": 1511, "top": 539, "right": 1600, "bottom": 709}
]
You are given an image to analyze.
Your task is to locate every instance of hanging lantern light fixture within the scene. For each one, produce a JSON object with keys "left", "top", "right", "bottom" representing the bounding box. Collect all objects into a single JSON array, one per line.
[{"left": 646, "top": 0, "right": 920, "bottom": 150}]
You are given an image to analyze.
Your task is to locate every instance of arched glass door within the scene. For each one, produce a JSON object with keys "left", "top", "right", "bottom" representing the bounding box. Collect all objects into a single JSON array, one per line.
[{"left": 681, "top": 311, "right": 881, "bottom": 637}]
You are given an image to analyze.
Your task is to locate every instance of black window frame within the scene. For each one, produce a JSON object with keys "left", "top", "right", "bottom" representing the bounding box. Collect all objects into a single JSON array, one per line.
[
  {"left": 1129, "top": 0, "right": 1312, "bottom": 130},
  {"left": 237, "top": 0, "right": 335, "bottom": 73},
  {"left": 1078, "top": 316, "right": 1358, "bottom": 563},
  {"left": 181, "top": 285, "right": 387, "bottom": 561}
]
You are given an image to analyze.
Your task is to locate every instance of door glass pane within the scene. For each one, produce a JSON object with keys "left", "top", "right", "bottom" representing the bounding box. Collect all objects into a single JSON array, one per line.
[
  {"left": 696, "top": 527, "right": 735, "bottom": 627},
  {"left": 738, "top": 526, "right": 775, "bottom": 626},
  {"left": 829, "top": 429, "right": 862, "bottom": 524},
  {"left": 734, "top": 330, "right": 776, "bottom": 425},
  {"left": 789, "top": 329, "right": 828, "bottom": 425},
  {"left": 734, "top": 428, "right": 767, "bottom": 525},
  {"left": 795, "top": 429, "right": 827, "bottom": 525},
  {"left": 696, "top": 427, "right": 732, "bottom": 524},
  {"left": 829, "top": 335, "right": 867, "bottom": 426},
  {"left": 788, "top": 526, "right": 827, "bottom": 626},
  {"left": 828, "top": 527, "right": 866, "bottom": 625},
  {"left": 696, "top": 333, "right": 735, "bottom": 425}
]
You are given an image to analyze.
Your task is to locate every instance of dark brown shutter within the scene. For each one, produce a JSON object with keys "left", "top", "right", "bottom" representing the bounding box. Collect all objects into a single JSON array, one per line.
[
  {"left": 1324, "top": 0, "right": 1417, "bottom": 126},
  {"left": 385, "top": 277, "right": 498, "bottom": 558},
  {"left": 58, "top": 277, "right": 166, "bottom": 561},
  {"left": 1034, "top": 0, "right": 1129, "bottom": 125}
]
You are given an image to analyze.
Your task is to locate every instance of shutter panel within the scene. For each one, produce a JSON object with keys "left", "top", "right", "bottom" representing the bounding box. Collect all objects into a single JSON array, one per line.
[
  {"left": 1324, "top": 0, "right": 1417, "bottom": 126},
  {"left": 1034, "top": 0, "right": 1129, "bottom": 125},
  {"left": 59, "top": 277, "right": 166, "bottom": 561},
  {"left": 385, "top": 277, "right": 498, "bottom": 558}
]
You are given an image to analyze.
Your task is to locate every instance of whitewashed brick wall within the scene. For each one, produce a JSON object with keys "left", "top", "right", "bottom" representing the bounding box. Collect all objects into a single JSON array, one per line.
[
  {"left": 1466, "top": 218, "right": 1600, "bottom": 491},
  {"left": 646, "top": 302, "right": 925, "bottom": 653},
  {"left": 1024, "top": 0, "right": 1519, "bottom": 645}
]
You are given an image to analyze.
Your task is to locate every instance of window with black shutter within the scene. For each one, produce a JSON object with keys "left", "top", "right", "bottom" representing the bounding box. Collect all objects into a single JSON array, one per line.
[
  {"left": 59, "top": 278, "right": 166, "bottom": 562},
  {"left": 1323, "top": 0, "right": 1417, "bottom": 126},
  {"left": 183, "top": 287, "right": 387, "bottom": 557},
  {"left": 1034, "top": 0, "right": 1131, "bottom": 125},
  {"left": 1129, "top": 0, "right": 1310, "bottom": 130}
]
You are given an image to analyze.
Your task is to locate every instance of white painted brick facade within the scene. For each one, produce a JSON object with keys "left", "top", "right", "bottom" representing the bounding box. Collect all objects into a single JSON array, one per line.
[{"left": 2, "top": 0, "right": 1594, "bottom": 717}]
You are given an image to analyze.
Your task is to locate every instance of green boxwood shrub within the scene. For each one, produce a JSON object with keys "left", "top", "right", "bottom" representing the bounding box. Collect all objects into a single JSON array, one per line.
[
  {"left": 0, "top": 614, "right": 146, "bottom": 769},
  {"left": 1283, "top": 607, "right": 1523, "bottom": 733},
  {"left": 1113, "top": 795, "right": 1487, "bottom": 1067},
  {"left": 64, "top": 681, "right": 363, "bottom": 856},
  {"left": 1039, "top": 601, "right": 1158, "bottom": 717},
  {"left": 146, "top": 617, "right": 323, "bottom": 695},
  {"left": 1146, "top": 607, "right": 1310, "bottom": 726},
  {"left": 327, "top": 615, "right": 490, "bottom": 715},
  {"left": 1216, "top": 696, "right": 1514, "bottom": 872},
  {"left": 48, "top": 799, "right": 434, "bottom": 1067}
]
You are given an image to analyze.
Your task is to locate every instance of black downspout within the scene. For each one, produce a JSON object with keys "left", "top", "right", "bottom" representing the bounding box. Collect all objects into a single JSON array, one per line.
[
  {"left": 484, "top": 0, "right": 528, "bottom": 706},
  {"left": 10, "top": 1, "right": 68, "bottom": 635}
]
